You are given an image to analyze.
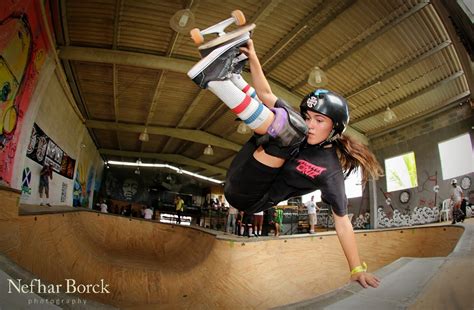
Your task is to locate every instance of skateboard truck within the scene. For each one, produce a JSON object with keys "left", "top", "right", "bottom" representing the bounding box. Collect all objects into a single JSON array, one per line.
[{"left": 190, "top": 10, "right": 247, "bottom": 45}]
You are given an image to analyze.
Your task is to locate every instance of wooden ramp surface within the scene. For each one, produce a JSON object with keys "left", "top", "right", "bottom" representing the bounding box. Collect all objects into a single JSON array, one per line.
[{"left": 0, "top": 187, "right": 465, "bottom": 309}]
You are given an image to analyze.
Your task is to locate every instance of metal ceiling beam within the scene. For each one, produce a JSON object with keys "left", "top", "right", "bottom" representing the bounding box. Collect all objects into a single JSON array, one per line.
[
  {"left": 345, "top": 40, "right": 451, "bottom": 99},
  {"left": 290, "top": 1, "right": 429, "bottom": 91},
  {"left": 58, "top": 46, "right": 301, "bottom": 106},
  {"left": 153, "top": 0, "right": 200, "bottom": 154},
  {"left": 261, "top": 0, "right": 354, "bottom": 71},
  {"left": 366, "top": 91, "right": 471, "bottom": 139},
  {"left": 59, "top": 46, "right": 367, "bottom": 143},
  {"left": 86, "top": 120, "right": 241, "bottom": 152},
  {"left": 250, "top": 0, "right": 283, "bottom": 25},
  {"left": 112, "top": 0, "right": 124, "bottom": 49},
  {"left": 431, "top": 0, "right": 474, "bottom": 101},
  {"left": 99, "top": 148, "right": 227, "bottom": 176},
  {"left": 59, "top": 0, "right": 70, "bottom": 46},
  {"left": 161, "top": 89, "right": 207, "bottom": 153},
  {"left": 352, "top": 70, "right": 464, "bottom": 124},
  {"left": 174, "top": 98, "right": 227, "bottom": 154},
  {"left": 112, "top": 64, "right": 124, "bottom": 160}
]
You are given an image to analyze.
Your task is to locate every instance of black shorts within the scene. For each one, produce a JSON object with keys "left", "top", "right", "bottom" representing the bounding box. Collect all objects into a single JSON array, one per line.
[{"left": 224, "top": 137, "right": 279, "bottom": 213}]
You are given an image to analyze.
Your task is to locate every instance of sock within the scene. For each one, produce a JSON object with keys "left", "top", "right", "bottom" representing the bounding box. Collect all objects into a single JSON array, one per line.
[
  {"left": 230, "top": 74, "right": 262, "bottom": 102},
  {"left": 240, "top": 226, "right": 244, "bottom": 235},
  {"left": 208, "top": 80, "right": 271, "bottom": 130},
  {"left": 258, "top": 230, "right": 262, "bottom": 236}
]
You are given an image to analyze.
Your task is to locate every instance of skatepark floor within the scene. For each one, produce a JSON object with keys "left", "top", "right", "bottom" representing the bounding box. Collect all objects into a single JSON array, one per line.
[
  {"left": 1, "top": 202, "right": 473, "bottom": 309},
  {"left": 275, "top": 218, "right": 474, "bottom": 310}
]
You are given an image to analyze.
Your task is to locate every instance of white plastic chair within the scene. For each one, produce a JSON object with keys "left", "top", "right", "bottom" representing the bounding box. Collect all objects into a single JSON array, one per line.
[{"left": 439, "top": 199, "right": 451, "bottom": 222}]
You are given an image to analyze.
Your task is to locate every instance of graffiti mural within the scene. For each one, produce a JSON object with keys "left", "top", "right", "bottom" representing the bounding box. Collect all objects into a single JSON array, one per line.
[
  {"left": 377, "top": 206, "right": 440, "bottom": 228},
  {"left": 0, "top": 0, "right": 52, "bottom": 184},
  {"left": 103, "top": 167, "right": 205, "bottom": 206},
  {"left": 353, "top": 212, "right": 370, "bottom": 229},
  {"left": 73, "top": 163, "right": 87, "bottom": 207}
]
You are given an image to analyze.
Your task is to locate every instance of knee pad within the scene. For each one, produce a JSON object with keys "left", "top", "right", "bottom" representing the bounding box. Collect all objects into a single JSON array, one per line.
[{"left": 257, "top": 99, "right": 307, "bottom": 159}]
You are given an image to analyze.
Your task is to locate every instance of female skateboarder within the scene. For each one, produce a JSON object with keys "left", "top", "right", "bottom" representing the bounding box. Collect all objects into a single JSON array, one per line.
[{"left": 188, "top": 39, "right": 383, "bottom": 288}]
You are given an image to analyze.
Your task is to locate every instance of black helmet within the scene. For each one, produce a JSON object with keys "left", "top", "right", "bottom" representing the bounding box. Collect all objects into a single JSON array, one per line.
[{"left": 300, "top": 89, "right": 350, "bottom": 141}]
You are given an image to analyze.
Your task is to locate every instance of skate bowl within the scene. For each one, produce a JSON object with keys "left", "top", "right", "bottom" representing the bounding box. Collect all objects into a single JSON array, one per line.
[{"left": 0, "top": 186, "right": 466, "bottom": 309}]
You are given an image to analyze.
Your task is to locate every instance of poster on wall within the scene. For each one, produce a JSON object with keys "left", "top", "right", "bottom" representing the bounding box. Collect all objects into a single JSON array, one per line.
[
  {"left": 0, "top": 0, "right": 53, "bottom": 185},
  {"left": 26, "top": 123, "right": 76, "bottom": 179},
  {"left": 61, "top": 182, "right": 67, "bottom": 202},
  {"left": 20, "top": 166, "right": 32, "bottom": 199}
]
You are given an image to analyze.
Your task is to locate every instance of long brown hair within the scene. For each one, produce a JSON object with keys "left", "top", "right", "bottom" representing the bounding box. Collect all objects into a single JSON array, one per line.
[{"left": 334, "top": 134, "right": 384, "bottom": 186}]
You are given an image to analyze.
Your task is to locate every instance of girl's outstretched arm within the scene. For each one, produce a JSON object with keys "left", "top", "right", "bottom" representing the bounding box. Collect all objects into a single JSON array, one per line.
[
  {"left": 239, "top": 39, "right": 278, "bottom": 108},
  {"left": 333, "top": 212, "right": 380, "bottom": 288}
]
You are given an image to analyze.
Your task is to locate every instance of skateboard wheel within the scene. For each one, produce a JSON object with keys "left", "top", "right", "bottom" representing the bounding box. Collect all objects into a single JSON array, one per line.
[
  {"left": 190, "top": 28, "right": 204, "bottom": 45},
  {"left": 232, "top": 10, "right": 246, "bottom": 26}
]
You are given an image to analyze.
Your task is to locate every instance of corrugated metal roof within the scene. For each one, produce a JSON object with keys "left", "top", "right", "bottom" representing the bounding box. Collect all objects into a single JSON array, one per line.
[{"left": 53, "top": 0, "right": 472, "bottom": 177}]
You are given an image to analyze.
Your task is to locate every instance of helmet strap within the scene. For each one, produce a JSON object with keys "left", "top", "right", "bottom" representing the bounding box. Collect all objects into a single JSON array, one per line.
[{"left": 313, "top": 129, "right": 338, "bottom": 148}]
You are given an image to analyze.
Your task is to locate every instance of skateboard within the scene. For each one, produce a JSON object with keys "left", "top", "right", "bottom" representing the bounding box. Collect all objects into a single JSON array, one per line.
[{"left": 190, "top": 10, "right": 255, "bottom": 52}]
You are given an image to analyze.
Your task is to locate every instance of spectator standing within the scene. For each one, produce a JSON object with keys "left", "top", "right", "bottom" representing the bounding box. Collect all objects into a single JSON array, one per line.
[
  {"left": 253, "top": 211, "right": 264, "bottom": 237},
  {"left": 450, "top": 179, "right": 464, "bottom": 224},
  {"left": 305, "top": 196, "right": 319, "bottom": 234},
  {"left": 39, "top": 163, "right": 53, "bottom": 207},
  {"left": 100, "top": 200, "right": 108, "bottom": 213},
  {"left": 226, "top": 205, "right": 239, "bottom": 234},
  {"left": 175, "top": 195, "right": 185, "bottom": 224},
  {"left": 144, "top": 206, "right": 153, "bottom": 220}
]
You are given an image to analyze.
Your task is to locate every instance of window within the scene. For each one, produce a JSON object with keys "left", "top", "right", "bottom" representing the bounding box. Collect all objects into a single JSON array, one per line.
[
  {"left": 385, "top": 152, "right": 418, "bottom": 192},
  {"left": 345, "top": 169, "right": 362, "bottom": 198},
  {"left": 300, "top": 169, "right": 362, "bottom": 204},
  {"left": 302, "top": 190, "right": 322, "bottom": 204},
  {"left": 438, "top": 133, "right": 474, "bottom": 180}
]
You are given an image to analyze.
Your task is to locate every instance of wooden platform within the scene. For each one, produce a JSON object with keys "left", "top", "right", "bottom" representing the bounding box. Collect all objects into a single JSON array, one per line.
[{"left": 0, "top": 186, "right": 467, "bottom": 309}]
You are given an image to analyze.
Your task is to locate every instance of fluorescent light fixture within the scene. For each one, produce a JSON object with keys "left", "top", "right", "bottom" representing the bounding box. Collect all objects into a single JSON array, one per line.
[{"left": 107, "top": 160, "right": 224, "bottom": 184}]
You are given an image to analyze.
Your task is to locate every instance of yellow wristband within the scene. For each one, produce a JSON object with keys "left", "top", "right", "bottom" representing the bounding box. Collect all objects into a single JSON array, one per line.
[{"left": 350, "top": 262, "right": 368, "bottom": 275}]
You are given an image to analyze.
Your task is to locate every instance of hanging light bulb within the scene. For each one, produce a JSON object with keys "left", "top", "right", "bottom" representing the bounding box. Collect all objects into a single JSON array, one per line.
[
  {"left": 308, "top": 66, "right": 327, "bottom": 87},
  {"left": 139, "top": 128, "right": 149, "bottom": 142},
  {"left": 169, "top": 9, "right": 195, "bottom": 34},
  {"left": 383, "top": 106, "right": 397, "bottom": 123},
  {"left": 203, "top": 144, "right": 214, "bottom": 156},
  {"left": 237, "top": 122, "right": 250, "bottom": 134}
]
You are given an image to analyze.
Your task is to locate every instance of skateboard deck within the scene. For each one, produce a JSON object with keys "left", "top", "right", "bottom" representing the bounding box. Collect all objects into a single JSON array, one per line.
[{"left": 198, "top": 24, "right": 255, "bottom": 50}]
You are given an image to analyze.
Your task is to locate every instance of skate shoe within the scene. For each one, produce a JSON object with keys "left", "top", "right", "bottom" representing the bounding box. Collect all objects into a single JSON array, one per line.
[
  {"left": 231, "top": 53, "right": 248, "bottom": 74},
  {"left": 188, "top": 33, "right": 250, "bottom": 88}
]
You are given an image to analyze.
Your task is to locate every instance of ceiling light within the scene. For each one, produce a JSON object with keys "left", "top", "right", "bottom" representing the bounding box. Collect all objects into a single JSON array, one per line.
[
  {"left": 203, "top": 144, "right": 214, "bottom": 156},
  {"left": 383, "top": 106, "right": 397, "bottom": 123},
  {"left": 237, "top": 122, "right": 250, "bottom": 134},
  {"left": 308, "top": 66, "right": 327, "bottom": 87},
  {"left": 169, "top": 9, "right": 195, "bottom": 34},
  {"left": 139, "top": 128, "right": 149, "bottom": 142}
]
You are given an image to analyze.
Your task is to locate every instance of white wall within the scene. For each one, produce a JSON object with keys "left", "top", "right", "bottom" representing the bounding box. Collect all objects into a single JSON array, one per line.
[{"left": 16, "top": 61, "right": 103, "bottom": 207}]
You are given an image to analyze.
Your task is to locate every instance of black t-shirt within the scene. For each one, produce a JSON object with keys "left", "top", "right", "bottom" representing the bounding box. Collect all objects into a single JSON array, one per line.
[{"left": 267, "top": 142, "right": 348, "bottom": 216}]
